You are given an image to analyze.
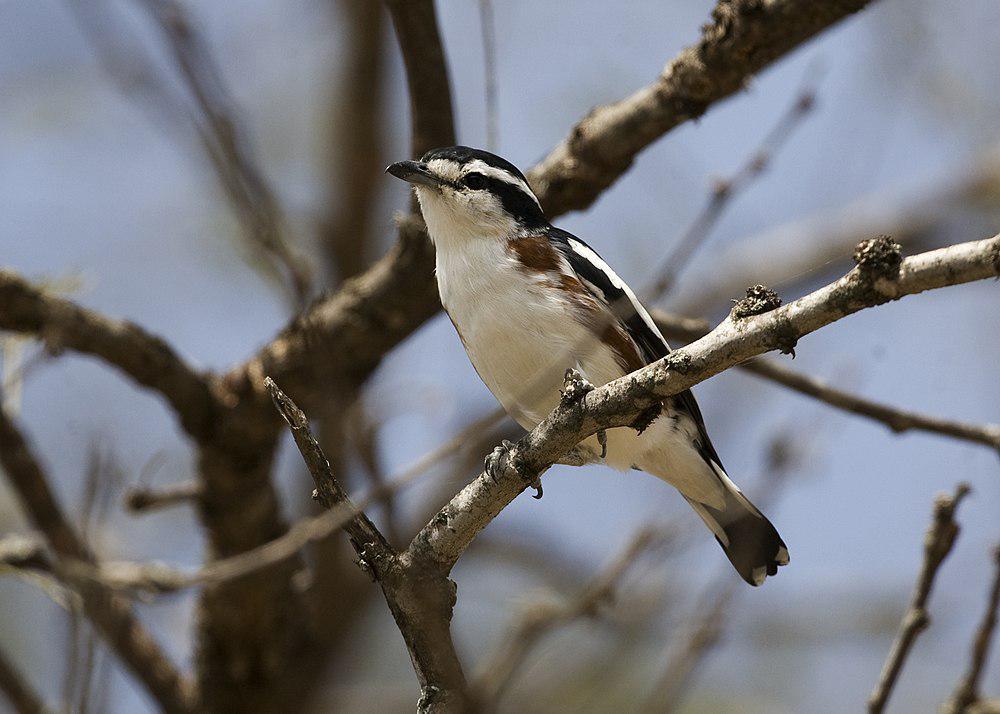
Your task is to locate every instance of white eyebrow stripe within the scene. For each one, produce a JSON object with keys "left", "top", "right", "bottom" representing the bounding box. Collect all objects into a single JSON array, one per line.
[
  {"left": 566, "top": 237, "right": 666, "bottom": 343},
  {"left": 464, "top": 160, "right": 542, "bottom": 209}
]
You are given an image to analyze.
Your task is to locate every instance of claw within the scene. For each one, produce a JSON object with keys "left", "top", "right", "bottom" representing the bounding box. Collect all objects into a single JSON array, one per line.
[
  {"left": 530, "top": 479, "right": 543, "bottom": 499},
  {"left": 485, "top": 439, "right": 515, "bottom": 482},
  {"left": 597, "top": 429, "right": 607, "bottom": 459}
]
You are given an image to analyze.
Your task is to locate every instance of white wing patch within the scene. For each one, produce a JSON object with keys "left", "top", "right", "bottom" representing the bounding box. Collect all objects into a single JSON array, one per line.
[{"left": 565, "top": 238, "right": 666, "bottom": 345}]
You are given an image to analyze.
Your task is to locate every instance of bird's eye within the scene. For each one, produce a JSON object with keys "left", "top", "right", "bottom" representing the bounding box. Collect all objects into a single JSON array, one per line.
[{"left": 463, "top": 173, "right": 487, "bottom": 190}]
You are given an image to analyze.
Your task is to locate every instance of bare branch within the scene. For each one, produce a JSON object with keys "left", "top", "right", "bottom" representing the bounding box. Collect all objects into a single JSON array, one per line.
[
  {"left": 868, "top": 483, "right": 971, "bottom": 714},
  {"left": 409, "top": 234, "right": 1000, "bottom": 574},
  {"left": 650, "top": 310, "right": 1000, "bottom": 453},
  {"left": 528, "top": 0, "right": 876, "bottom": 217},
  {"left": 943, "top": 545, "right": 1000, "bottom": 714},
  {"left": 0, "top": 644, "right": 48, "bottom": 714},
  {"left": 384, "top": 0, "right": 456, "bottom": 157},
  {"left": 0, "top": 408, "right": 196, "bottom": 713},
  {"left": 646, "top": 75, "right": 818, "bottom": 302},
  {"left": 471, "top": 526, "right": 671, "bottom": 707},
  {"left": 134, "top": 0, "right": 312, "bottom": 306},
  {"left": 320, "top": 0, "right": 388, "bottom": 283},
  {"left": 0, "top": 270, "right": 217, "bottom": 440},
  {"left": 265, "top": 378, "right": 393, "bottom": 560},
  {"left": 124, "top": 480, "right": 202, "bottom": 514},
  {"left": 266, "top": 378, "right": 468, "bottom": 712}
]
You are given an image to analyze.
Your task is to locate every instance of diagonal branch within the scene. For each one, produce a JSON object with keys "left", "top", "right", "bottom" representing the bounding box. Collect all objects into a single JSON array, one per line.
[
  {"left": 867, "top": 483, "right": 971, "bottom": 714},
  {"left": 650, "top": 310, "right": 1000, "bottom": 453},
  {"left": 0, "top": 270, "right": 217, "bottom": 440},
  {"left": 408, "top": 234, "right": 1000, "bottom": 574},
  {"left": 236, "top": 0, "right": 878, "bottom": 416},
  {"left": 0, "top": 408, "right": 196, "bottom": 713},
  {"left": 0, "top": 643, "right": 47, "bottom": 714},
  {"left": 528, "top": 0, "right": 875, "bottom": 217},
  {"left": 943, "top": 545, "right": 1000, "bottom": 714}
]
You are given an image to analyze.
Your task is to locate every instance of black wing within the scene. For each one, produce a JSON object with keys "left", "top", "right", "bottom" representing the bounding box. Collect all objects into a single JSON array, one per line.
[{"left": 547, "top": 226, "right": 726, "bottom": 467}]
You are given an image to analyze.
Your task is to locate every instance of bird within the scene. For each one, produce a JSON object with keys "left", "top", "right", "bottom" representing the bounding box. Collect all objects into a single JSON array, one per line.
[{"left": 386, "top": 145, "right": 788, "bottom": 586}]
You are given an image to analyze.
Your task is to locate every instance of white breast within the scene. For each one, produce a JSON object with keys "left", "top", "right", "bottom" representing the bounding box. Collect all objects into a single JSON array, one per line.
[{"left": 435, "top": 237, "right": 626, "bottom": 430}]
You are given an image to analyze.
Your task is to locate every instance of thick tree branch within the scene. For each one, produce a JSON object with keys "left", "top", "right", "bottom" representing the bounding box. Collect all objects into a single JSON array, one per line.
[
  {"left": 0, "top": 409, "right": 195, "bottom": 713},
  {"left": 527, "top": 0, "right": 875, "bottom": 217},
  {"left": 408, "top": 234, "right": 1000, "bottom": 574},
  {"left": 235, "top": 0, "right": 876, "bottom": 416},
  {"left": 868, "top": 483, "right": 971, "bottom": 714},
  {"left": 384, "top": 0, "right": 456, "bottom": 158},
  {"left": 650, "top": 310, "right": 1000, "bottom": 453},
  {"left": 0, "top": 270, "right": 217, "bottom": 440}
]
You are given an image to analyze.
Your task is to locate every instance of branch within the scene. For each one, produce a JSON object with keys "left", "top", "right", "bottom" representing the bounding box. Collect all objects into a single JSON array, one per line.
[
  {"left": 408, "top": 234, "right": 1000, "bottom": 574},
  {"left": 384, "top": 0, "right": 456, "bottom": 158},
  {"left": 650, "top": 310, "right": 1000, "bottom": 453},
  {"left": 0, "top": 408, "right": 196, "bottom": 713},
  {"left": 646, "top": 75, "right": 818, "bottom": 302},
  {"left": 527, "top": 0, "right": 875, "bottom": 217},
  {"left": 867, "top": 483, "right": 971, "bottom": 714},
  {"left": 943, "top": 545, "right": 1000, "bottom": 714},
  {"left": 471, "top": 526, "right": 670, "bottom": 707},
  {"left": 135, "top": 0, "right": 312, "bottom": 307},
  {"left": 265, "top": 378, "right": 469, "bottom": 712},
  {"left": 0, "top": 644, "right": 47, "bottom": 714},
  {"left": 0, "top": 270, "right": 217, "bottom": 440},
  {"left": 124, "top": 480, "right": 202, "bottom": 514},
  {"left": 237, "top": 0, "right": 876, "bottom": 415}
]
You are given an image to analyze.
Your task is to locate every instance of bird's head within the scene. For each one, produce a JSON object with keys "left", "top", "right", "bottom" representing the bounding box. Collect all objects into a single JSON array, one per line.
[{"left": 387, "top": 146, "right": 547, "bottom": 244}]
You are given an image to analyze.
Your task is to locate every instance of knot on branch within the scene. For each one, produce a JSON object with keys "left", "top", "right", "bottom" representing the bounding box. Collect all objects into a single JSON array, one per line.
[
  {"left": 632, "top": 403, "right": 662, "bottom": 435},
  {"left": 730, "top": 284, "right": 782, "bottom": 319},
  {"left": 664, "top": 351, "right": 693, "bottom": 374},
  {"left": 853, "top": 235, "right": 903, "bottom": 278},
  {"left": 560, "top": 368, "right": 594, "bottom": 406}
]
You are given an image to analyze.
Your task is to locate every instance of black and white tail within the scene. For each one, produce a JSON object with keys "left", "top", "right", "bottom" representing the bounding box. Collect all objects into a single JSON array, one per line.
[{"left": 685, "top": 468, "right": 789, "bottom": 586}]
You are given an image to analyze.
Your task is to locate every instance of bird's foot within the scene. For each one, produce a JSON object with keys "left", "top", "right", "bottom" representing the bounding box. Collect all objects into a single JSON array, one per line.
[
  {"left": 485, "top": 439, "right": 516, "bottom": 483},
  {"left": 597, "top": 429, "right": 608, "bottom": 459},
  {"left": 530, "top": 479, "right": 543, "bottom": 499}
]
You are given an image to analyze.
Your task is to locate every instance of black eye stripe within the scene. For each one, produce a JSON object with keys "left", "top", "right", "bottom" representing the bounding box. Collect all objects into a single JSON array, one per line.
[{"left": 458, "top": 172, "right": 545, "bottom": 226}]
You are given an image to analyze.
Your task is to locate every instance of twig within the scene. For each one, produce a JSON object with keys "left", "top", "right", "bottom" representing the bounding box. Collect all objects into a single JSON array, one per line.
[
  {"left": 0, "top": 408, "right": 196, "bottom": 713},
  {"left": 133, "top": 0, "right": 312, "bottom": 307},
  {"left": 124, "top": 480, "right": 202, "bottom": 514},
  {"left": 8, "top": 409, "right": 505, "bottom": 597},
  {"left": 471, "top": 526, "right": 671, "bottom": 707},
  {"left": 646, "top": 75, "right": 818, "bottom": 302},
  {"left": 943, "top": 545, "right": 1000, "bottom": 714},
  {"left": 0, "top": 644, "right": 48, "bottom": 714},
  {"left": 264, "top": 378, "right": 392, "bottom": 560},
  {"left": 650, "top": 309, "right": 1000, "bottom": 454},
  {"left": 0, "top": 270, "right": 217, "bottom": 441},
  {"left": 868, "top": 483, "right": 972, "bottom": 714},
  {"left": 266, "top": 377, "right": 469, "bottom": 713}
]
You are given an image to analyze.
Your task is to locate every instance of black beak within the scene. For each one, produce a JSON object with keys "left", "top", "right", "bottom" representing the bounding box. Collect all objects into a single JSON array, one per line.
[{"left": 385, "top": 160, "right": 445, "bottom": 188}]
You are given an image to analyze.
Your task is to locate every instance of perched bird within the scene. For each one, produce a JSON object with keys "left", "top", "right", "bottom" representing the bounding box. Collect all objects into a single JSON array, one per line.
[{"left": 387, "top": 146, "right": 788, "bottom": 586}]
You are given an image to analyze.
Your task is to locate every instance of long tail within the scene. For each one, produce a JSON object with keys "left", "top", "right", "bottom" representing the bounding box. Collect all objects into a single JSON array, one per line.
[{"left": 685, "top": 470, "right": 789, "bottom": 586}]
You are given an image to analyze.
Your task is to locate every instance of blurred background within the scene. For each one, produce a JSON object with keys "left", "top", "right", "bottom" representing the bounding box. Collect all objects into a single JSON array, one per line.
[{"left": 1, "top": 0, "right": 999, "bottom": 711}]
